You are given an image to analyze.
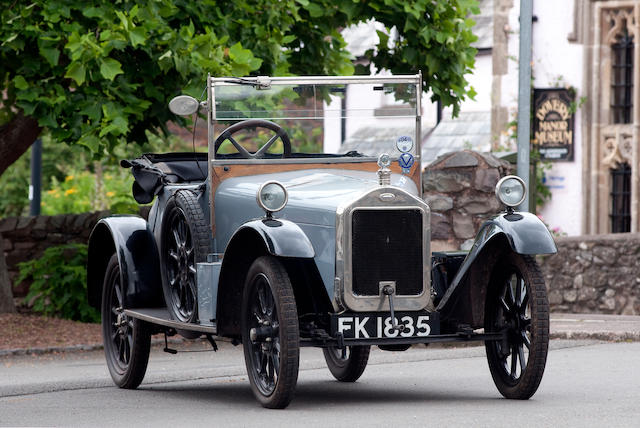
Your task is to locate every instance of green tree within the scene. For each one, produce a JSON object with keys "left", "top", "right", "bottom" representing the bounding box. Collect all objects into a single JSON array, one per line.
[{"left": 0, "top": 0, "right": 479, "bottom": 312}]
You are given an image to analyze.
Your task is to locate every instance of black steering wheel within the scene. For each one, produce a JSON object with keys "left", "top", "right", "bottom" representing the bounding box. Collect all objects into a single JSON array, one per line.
[{"left": 214, "top": 119, "right": 292, "bottom": 158}]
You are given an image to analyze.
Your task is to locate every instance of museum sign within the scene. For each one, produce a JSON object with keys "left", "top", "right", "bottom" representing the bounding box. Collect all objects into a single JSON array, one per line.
[{"left": 533, "top": 88, "right": 575, "bottom": 161}]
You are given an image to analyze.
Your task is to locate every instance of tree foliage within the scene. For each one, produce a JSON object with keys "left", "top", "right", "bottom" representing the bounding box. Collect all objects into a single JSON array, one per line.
[{"left": 1, "top": 0, "right": 478, "bottom": 157}]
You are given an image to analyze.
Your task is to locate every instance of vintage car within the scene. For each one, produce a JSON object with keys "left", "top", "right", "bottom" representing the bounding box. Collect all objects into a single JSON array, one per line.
[{"left": 87, "top": 74, "right": 557, "bottom": 408}]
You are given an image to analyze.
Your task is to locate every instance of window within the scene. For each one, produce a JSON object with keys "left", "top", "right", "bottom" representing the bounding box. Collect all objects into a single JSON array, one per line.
[
  {"left": 611, "top": 28, "right": 634, "bottom": 124},
  {"left": 610, "top": 163, "right": 631, "bottom": 233}
]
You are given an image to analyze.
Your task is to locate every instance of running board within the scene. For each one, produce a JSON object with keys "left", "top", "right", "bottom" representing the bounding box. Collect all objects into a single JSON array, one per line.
[{"left": 124, "top": 308, "right": 218, "bottom": 335}]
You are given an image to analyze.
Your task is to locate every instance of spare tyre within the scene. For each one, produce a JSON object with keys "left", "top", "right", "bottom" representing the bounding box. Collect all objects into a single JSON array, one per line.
[{"left": 160, "top": 190, "right": 211, "bottom": 325}]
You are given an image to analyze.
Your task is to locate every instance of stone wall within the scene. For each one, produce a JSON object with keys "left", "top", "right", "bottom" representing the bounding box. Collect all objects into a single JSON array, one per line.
[
  {"left": 539, "top": 234, "right": 640, "bottom": 315},
  {"left": 0, "top": 208, "right": 149, "bottom": 297},
  {"left": 422, "top": 150, "right": 512, "bottom": 251},
  {"left": 0, "top": 211, "right": 109, "bottom": 296}
]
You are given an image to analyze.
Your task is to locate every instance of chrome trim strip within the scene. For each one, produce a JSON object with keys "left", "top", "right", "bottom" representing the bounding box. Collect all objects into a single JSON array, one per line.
[
  {"left": 207, "top": 74, "right": 215, "bottom": 231},
  {"left": 416, "top": 71, "right": 422, "bottom": 192},
  {"left": 211, "top": 157, "right": 394, "bottom": 166},
  {"left": 211, "top": 75, "right": 421, "bottom": 86}
]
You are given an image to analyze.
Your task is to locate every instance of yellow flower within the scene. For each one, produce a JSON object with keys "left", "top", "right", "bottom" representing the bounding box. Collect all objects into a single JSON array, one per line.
[
  {"left": 46, "top": 189, "right": 58, "bottom": 195},
  {"left": 106, "top": 191, "right": 115, "bottom": 197},
  {"left": 105, "top": 174, "right": 113, "bottom": 180},
  {"left": 64, "top": 188, "right": 77, "bottom": 196},
  {"left": 64, "top": 175, "right": 74, "bottom": 182}
]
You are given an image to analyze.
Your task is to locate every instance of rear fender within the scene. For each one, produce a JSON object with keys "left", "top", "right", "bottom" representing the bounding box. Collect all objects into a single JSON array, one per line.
[
  {"left": 436, "top": 212, "right": 557, "bottom": 325},
  {"left": 87, "top": 216, "right": 163, "bottom": 309}
]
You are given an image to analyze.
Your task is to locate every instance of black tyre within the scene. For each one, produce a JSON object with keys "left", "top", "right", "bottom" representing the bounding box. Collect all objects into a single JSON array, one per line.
[
  {"left": 242, "top": 256, "right": 300, "bottom": 409},
  {"left": 323, "top": 345, "right": 370, "bottom": 382},
  {"left": 484, "top": 253, "right": 549, "bottom": 399},
  {"left": 160, "top": 190, "right": 210, "bottom": 324},
  {"left": 102, "top": 254, "right": 151, "bottom": 389}
]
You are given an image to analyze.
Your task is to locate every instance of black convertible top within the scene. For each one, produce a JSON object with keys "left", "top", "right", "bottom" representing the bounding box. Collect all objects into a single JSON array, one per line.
[
  {"left": 120, "top": 152, "right": 207, "bottom": 204},
  {"left": 121, "top": 152, "right": 208, "bottom": 183}
]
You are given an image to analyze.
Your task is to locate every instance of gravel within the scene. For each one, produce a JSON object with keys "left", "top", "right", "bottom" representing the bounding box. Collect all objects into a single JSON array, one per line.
[{"left": 0, "top": 313, "right": 102, "bottom": 352}]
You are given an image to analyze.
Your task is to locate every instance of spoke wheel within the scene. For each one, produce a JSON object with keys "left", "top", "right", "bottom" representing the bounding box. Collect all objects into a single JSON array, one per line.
[
  {"left": 323, "top": 345, "right": 370, "bottom": 382},
  {"left": 161, "top": 190, "right": 210, "bottom": 326},
  {"left": 102, "top": 254, "right": 150, "bottom": 389},
  {"left": 485, "top": 253, "right": 549, "bottom": 399},
  {"left": 242, "top": 256, "right": 299, "bottom": 409}
]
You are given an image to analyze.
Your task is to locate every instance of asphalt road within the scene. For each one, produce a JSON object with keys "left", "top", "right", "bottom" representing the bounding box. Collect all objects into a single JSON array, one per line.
[{"left": 1, "top": 340, "right": 638, "bottom": 427}]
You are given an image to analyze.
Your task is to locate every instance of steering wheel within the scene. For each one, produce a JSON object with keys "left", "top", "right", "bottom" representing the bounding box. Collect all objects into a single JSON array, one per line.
[{"left": 214, "top": 119, "right": 292, "bottom": 158}]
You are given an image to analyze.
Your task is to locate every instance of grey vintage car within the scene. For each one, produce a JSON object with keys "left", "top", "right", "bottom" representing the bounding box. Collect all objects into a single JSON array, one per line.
[{"left": 87, "top": 74, "right": 557, "bottom": 408}]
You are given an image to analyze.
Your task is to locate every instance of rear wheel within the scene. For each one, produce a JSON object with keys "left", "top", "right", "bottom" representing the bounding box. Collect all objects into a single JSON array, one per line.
[
  {"left": 484, "top": 253, "right": 549, "bottom": 399},
  {"left": 323, "top": 345, "right": 370, "bottom": 382},
  {"left": 102, "top": 254, "right": 151, "bottom": 389},
  {"left": 242, "top": 256, "right": 300, "bottom": 409}
]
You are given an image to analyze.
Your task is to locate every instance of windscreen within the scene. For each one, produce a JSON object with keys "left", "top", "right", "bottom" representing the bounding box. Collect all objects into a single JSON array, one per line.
[{"left": 213, "top": 80, "right": 418, "bottom": 159}]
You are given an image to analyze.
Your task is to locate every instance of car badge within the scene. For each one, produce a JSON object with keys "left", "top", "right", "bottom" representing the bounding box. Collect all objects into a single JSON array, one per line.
[
  {"left": 379, "top": 192, "right": 396, "bottom": 201},
  {"left": 396, "top": 136, "right": 414, "bottom": 153},
  {"left": 398, "top": 152, "right": 415, "bottom": 174}
]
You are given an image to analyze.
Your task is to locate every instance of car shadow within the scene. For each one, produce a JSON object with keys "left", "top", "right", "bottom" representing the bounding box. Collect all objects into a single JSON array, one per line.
[{"left": 138, "top": 378, "right": 500, "bottom": 409}]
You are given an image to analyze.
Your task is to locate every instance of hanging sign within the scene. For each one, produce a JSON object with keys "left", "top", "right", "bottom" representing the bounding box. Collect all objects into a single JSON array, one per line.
[{"left": 533, "top": 88, "right": 575, "bottom": 161}]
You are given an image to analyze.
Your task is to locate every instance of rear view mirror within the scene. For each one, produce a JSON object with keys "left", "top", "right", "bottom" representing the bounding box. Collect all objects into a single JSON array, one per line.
[{"left": 168, "top": 95, "right": 199, "bottom": 116}]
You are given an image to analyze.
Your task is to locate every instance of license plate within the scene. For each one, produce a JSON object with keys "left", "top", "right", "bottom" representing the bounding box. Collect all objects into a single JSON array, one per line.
[{"left": 330, "top": 312, "right": 440, "bottom": 339}]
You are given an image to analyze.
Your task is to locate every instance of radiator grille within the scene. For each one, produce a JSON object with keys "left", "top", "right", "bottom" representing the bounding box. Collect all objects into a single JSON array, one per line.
[{"left": 351, "top": 209, "right": 423, "bottom": 296}]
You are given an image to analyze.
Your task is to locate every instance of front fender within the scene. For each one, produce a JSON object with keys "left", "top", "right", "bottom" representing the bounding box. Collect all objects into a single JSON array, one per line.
[
  {"left": 87, "top": 216, "right": 163, "bottom": 309},
  {"left": 437, "top": 211, "right": 556, "bottom": 312},
  {"left": 480, "top": 212, "right": 558, "bottom": 255},
  {"left": 229, "top": 218, "right": 315, "bottom": 258},
  {"left": 215, "top": 218, "right": 315, "bottom": 338}
]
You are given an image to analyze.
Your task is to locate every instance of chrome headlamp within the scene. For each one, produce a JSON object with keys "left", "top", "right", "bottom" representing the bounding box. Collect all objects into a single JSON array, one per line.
[
  {"left": 495, "top": 175, "right": 526, "bottom": 208},
  {"left": 257, "top": 181, "right": 288, "bottom": 214}
]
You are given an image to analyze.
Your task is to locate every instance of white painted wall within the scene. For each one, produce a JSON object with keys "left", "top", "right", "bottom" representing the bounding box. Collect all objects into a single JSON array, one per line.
[
  {"left": 458, "top": 54, "right": 493, "bottom": 113},
  {"left": 531, "top": 0, "right": 584, "bottom": 236}
]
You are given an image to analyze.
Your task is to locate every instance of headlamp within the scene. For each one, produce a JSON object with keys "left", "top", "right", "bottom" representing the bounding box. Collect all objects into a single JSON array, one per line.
[
  {"left": 495, "top": 175, "right": 526, "bottom": 208},
  {"left": 257, "top": 181, "right": 288, "bottom": 214}
]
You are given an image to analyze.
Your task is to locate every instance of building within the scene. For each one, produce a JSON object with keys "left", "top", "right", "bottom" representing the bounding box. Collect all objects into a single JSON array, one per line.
[{"left": 416, "top": 0, "right": 638, "bottom": 237}]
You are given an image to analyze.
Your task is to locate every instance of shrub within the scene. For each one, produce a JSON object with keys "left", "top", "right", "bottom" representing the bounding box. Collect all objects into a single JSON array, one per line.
[
  {"left": 16, "top": 244, "right": 99, "bottom": 323},
  {"left": 41, "top": 168, "right": 139, "bottom": 215}
]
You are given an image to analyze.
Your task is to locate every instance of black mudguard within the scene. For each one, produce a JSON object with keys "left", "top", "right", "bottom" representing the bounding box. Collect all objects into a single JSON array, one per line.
[
  {"left": 436, "top": 211, "right": 557, "bottom": 326},
  {"left": 229, "top": 218, "right": 315, "bottom": 258},
  {"left": 87, "top": 216, "right": 163, "bottom": 310},
  {"left": 215, "top": 218, "right": 316, "bottom": 338}
]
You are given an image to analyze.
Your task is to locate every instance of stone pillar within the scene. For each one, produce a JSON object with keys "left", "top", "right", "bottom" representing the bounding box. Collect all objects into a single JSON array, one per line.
[{"left": 422, "top": 150, "right": 511, "bottom": 251}]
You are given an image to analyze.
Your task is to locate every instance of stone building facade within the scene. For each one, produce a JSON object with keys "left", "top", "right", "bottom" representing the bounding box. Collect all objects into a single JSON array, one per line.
[{"left": 575, "top": 2, "right": 640, "bottom": 235}]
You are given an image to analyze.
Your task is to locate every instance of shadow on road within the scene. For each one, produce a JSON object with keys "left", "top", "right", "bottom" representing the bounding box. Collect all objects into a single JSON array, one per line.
[{"left": 139, "top": 378, "right": 500, "bottom": 409}]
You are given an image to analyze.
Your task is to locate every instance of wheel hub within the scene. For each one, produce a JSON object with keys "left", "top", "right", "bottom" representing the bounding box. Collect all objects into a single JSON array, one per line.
[{"left": 116, "top": 311, "right": 129, "bottom": 335}]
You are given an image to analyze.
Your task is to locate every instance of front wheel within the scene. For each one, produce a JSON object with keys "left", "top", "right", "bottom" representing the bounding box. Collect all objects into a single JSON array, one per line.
[
  {"left": 102, "top": 254, "right": 151, "bottom": 389},
  {"left": 323, "top": 345, "right": 370, "bottom": 382},
  {"left": 242, "top": 256, "right": 300, "bottom": 409},
  {"left": 484, "top": 253, "right": 549, "bottom": 399}
]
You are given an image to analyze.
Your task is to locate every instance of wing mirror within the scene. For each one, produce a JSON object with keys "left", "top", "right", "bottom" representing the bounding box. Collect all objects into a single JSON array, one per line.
[{"left": 168, "top": 95, "right": 200, "bottom": 116}]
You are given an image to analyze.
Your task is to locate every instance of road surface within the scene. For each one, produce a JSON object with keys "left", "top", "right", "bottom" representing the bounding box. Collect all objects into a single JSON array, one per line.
[{"left": 1, "top": 340, "right": 638, "bottom": 427}]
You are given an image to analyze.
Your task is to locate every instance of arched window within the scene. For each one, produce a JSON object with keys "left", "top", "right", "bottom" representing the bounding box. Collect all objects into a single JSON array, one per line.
[
  {"left": 611, "top": 162, "right": 631, "bottom": 233},
  {"left": 611, "top": 27, "right": 634, "bottom": 124}
]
